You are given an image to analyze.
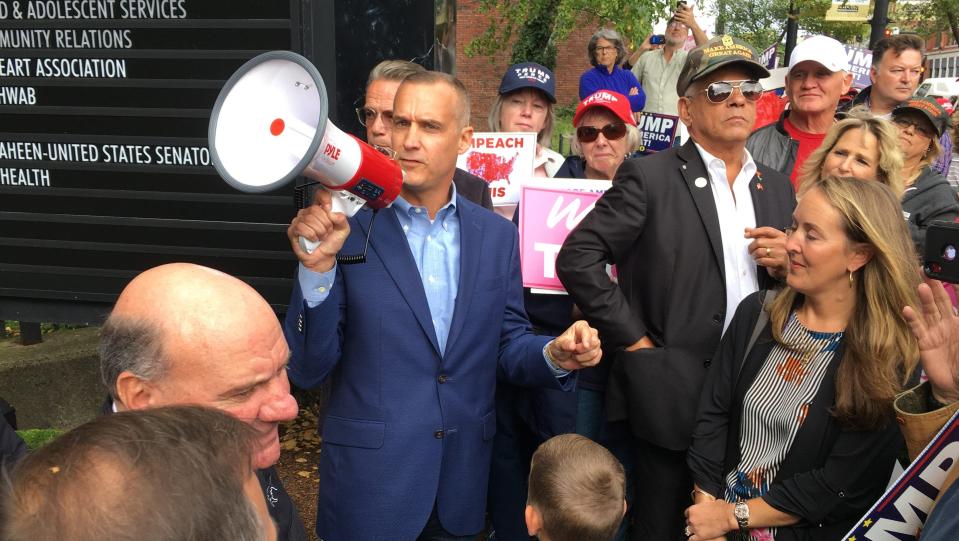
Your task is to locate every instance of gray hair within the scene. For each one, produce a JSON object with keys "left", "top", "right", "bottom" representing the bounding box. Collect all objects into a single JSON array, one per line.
[
  {"left": 487, "top": 88, "right": 555, "bottom": 146},
  {"left": 588, "top": 28, "right": 628, "bottom": 67},
  {"left": 98, "top": 315, "right": 166, "bottom": 400},
  {"left": 2, "top": 406, "right": 266, "bottom": 541},
  {"left": 366, "top": 59, "right": 426, "bottom": 90},
  {"left": 570, "top": 111, "right": 641, "bottom": 158},
  {"left": 401, "top": 70, "right": 472, "bottom": 129}
]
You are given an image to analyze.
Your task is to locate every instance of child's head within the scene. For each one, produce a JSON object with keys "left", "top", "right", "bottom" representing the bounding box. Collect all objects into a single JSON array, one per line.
[{"left": 525, "top": 434, "right": 626, "bottom": 541}]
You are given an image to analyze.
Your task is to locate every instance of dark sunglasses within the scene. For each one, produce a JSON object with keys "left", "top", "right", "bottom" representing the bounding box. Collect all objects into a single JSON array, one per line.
[
  {"left": 692, "top": 80, "right": 764, "bottom": 103},
  {"left": 893, "top": 116, "right": 935, "bottom": 138},
  {"left": 576, "top": 122, "right": 628, "bottom": 143}
]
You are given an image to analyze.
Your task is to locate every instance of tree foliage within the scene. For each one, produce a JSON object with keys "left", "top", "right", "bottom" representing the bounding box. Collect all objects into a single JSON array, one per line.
[
  {"left": 895, "top": 0, "right": 959, "bottom": 45},
  {"left": 710, "top": 0, "right": 868, "bottom": 51},
  {"left": 465, "top": 0, "right": 673, "bottom": 68}
]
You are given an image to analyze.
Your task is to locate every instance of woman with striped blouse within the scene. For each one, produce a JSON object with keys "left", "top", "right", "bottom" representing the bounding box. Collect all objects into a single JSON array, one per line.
[{"left": 683, "top": 176, "right": 922, "bottom": 541}]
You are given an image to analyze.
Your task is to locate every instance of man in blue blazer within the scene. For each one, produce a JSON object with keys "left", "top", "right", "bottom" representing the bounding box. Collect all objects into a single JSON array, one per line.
[{"left": 284, "top": 71, "right": 603, "bottom": 541}]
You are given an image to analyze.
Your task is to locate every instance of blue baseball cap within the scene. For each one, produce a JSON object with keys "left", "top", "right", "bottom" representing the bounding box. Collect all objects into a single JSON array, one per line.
[{"left": 498, "top": 62, "right": 556, "bottom": 103}]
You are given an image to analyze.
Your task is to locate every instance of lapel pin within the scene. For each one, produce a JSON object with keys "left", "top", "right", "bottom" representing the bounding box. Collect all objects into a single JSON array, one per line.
[
  {"left": 756, "top": 182, "right": 764, "bottom": 191},
  {"left": 694, "top": 177, "right": 707, "bottom": 189}
]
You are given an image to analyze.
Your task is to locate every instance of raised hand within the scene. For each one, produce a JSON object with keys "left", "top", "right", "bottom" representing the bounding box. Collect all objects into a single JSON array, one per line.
[
  {"left": 287, "top": 188, "right": 351, "bottom": 273},
  {"left": 746, "top": 226, "right": 789, "bottom": 279},
  {"left": 903, "top": 278, "right": 959, "bottom": 404}
]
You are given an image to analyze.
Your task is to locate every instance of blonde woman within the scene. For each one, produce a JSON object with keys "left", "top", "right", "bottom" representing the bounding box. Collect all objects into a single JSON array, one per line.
[
  {"left": 795, "top": 109, "right": 904, "bottom": 196},
  {"left": 488, "top": 62, "right": 563, "bottom": 178},
  {"left": 685, "top": 177, "right": 921, "bottom": 541}
]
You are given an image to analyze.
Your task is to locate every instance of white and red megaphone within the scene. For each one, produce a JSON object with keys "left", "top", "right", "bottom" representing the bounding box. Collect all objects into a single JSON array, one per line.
[{"left": 209, "top": 50, "right": 404, "bottom": 254}]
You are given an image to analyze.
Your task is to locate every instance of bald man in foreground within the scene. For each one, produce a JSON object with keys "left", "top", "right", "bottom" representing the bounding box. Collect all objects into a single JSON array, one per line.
[{"left": 98, "top": 263, "right": 306, "bottom": 541}]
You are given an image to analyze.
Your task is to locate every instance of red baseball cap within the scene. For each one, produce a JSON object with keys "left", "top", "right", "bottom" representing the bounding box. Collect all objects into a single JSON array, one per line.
[{"left": 573, "top": 90, "right": 637, "bottom": 127}]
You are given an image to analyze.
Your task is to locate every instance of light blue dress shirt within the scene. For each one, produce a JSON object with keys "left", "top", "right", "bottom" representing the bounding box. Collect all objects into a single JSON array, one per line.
[
  {"left": 297, "top": 188, "right": 459, "bottom": 354},
  {"left": 297, "top": 186, "right": 567, "bottom": 374}
]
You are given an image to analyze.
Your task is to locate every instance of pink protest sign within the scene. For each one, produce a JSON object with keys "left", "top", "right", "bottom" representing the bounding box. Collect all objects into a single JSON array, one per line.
[{"left": 518, "top": 178, "right": 611, "bottom": 291}]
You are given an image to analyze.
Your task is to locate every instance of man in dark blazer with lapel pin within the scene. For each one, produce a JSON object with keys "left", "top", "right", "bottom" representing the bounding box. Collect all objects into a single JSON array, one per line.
[
  {"left": 284, "top": 70, "right": 603, "bottom": 541},
  {"left": 556, "top": 35, "right": 796, "bottom": 541}
]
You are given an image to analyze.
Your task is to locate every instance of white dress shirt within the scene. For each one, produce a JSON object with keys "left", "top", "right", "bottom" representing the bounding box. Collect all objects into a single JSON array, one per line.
[{"left": 694, "top": 143, "right": 759, "bottom": 334}]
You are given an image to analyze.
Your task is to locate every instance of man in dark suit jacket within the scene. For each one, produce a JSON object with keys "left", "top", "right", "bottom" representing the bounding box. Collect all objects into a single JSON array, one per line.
[
  {"left": 285, "top": 71, "right": 602, "bottom": 541},
  {"left": 360, "top": 59, "right": 493, "bottom": 210},
  {"left": 556, "top": 36, "right": 796, "bottom": 541},
  {"left": 98, "top": 263, "right": 307, "bottom": 541}
]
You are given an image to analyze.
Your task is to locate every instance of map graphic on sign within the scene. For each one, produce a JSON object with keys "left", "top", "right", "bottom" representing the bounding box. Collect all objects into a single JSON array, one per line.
[
  {"left": 457, "top": 132, "right": 536, "bottom": 207},
  {"left": 466, "top": 152, "right": 518, "bottom": 184}
]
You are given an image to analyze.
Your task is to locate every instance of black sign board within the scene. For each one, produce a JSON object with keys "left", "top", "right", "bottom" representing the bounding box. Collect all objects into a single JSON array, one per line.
[{"left": 0, "top": 0, "right": 440, "bottom": 323}]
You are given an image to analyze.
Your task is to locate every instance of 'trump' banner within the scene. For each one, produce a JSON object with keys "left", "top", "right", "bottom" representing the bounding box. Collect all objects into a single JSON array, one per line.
[
  {"left": 842, "top": 408, "right": 959, "bottom": 540},
  {"left": 636, "top": 112, "right": 679, "bottom": 155},
  {"left": 760, "top": 43, "right": 778, "bottom": 70},
  {"left": 518, "top": 178, "right": 611, "bottom": 292},
  {"left": 456, "top": 132, "right": 536, "bottom": 207},
  {"left": 845, "top": 46, "right": 873, "bottom": 89}
]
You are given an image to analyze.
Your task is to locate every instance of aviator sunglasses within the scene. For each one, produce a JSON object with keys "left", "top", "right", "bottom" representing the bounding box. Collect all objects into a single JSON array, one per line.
[
  {"left": 576, "top": 122, "right": 628, "bottom": 143},
  {"left": 691, "top": 80, "right": 764, "bottom": 103}
]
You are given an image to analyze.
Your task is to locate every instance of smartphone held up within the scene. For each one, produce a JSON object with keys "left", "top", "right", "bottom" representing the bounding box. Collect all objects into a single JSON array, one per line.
[{"left": 923, "top": 221, "right": 959, "bottom": 283}]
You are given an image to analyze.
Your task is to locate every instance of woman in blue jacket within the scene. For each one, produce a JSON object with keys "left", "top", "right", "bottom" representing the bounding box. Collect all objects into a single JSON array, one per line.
[{"left": 579, "top": 28, "right": 646, "bottom": 116}]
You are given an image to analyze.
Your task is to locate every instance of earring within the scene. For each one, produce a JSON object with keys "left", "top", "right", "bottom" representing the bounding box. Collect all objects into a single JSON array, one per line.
[{"left": 848, "top": 270, "right": 854, "bottom": 288}]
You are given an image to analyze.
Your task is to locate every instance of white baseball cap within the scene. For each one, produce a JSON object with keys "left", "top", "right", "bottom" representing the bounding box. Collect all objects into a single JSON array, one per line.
[{"left": 788, "top": 35, "right": 850, "bottom": 72}]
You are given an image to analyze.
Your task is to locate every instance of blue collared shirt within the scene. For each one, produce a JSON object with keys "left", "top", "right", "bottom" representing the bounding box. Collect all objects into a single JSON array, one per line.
[
  {"left": 391, "top": 188, "right": 460, "bottom": 354},
  {"left": 296, "top": 186, "right": 567, "bottom": 375},
  {"left": 298, "top": 186, "right": 460, "bottom": 354}
]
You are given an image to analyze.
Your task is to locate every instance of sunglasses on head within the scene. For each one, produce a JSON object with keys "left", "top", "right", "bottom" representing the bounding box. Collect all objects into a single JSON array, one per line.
[
  {"left": 576, "top": 122, "right": 628, "bottom": 143},
  {"left": 691, "top": 80, "right": 764, "bottom": 103}
]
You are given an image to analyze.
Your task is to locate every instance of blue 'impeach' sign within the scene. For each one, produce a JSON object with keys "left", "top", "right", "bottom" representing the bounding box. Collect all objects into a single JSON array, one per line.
[
  {"left": 636, "top": 112, "right": 679, "bottom": 155},
  {"left": 842, "top": 408, "right": 959, "bottom": 540}
]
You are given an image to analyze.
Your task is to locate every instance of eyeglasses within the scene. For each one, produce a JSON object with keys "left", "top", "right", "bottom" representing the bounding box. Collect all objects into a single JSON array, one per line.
[
  {"left": 691, "top": 80, "right": 764, "bottom": 103},
  {"left": 355, "top": 106, "right": 392, "bottom": 127},
  {"left": 893, "top": 116, "right": 935, "bottom": 138},
  {"left": 595, "top": 46, "right": 617, "bottom": 54},
  {"left": 667, "top": 21, "right": 687, "bottom": 29},
  {"left": 576, "top": 122, "right": 628, "bottom": 143}
]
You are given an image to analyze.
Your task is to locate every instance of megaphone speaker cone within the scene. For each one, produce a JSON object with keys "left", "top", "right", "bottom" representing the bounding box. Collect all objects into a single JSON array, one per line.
[{"left": 209, "top": 51, "right": 329, "bottom": 193}]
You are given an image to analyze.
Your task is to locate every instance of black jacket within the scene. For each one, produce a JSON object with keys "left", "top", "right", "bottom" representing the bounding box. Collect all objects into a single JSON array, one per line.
[
  {"left": 453, "top": 168, "right": 494, "bottom": 210},
  {"left": 688, "top": 291, "right": 904, "bottom": 541},
  {"left": 556, "top": 140, "right": 796, "bottom": 450},
  {"left": 0, "top": 415, "right": 26, "bottom": 470},
  {"left": 902, "top": 166, "right": 959, "bottom": 252}
]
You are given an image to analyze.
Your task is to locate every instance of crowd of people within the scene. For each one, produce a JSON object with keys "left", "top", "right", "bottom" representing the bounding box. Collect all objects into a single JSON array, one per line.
[{"left": 4, "top": 6, "right": 959, "bottom": 541}]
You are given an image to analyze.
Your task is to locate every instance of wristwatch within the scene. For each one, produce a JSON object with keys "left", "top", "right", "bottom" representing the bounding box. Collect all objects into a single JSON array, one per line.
[{"left": 734, "top": 501, "right": 750, "bottom": 530}]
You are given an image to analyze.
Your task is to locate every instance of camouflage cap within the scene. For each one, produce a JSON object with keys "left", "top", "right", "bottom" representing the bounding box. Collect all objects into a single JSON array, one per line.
[{"left": 676, "top": 35, "right": 771, "bottom": 96}]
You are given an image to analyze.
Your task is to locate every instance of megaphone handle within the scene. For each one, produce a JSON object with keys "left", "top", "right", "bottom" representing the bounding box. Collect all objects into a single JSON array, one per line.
[{"left": 298, "top": 189, "right": 366, "bottom": 254}]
